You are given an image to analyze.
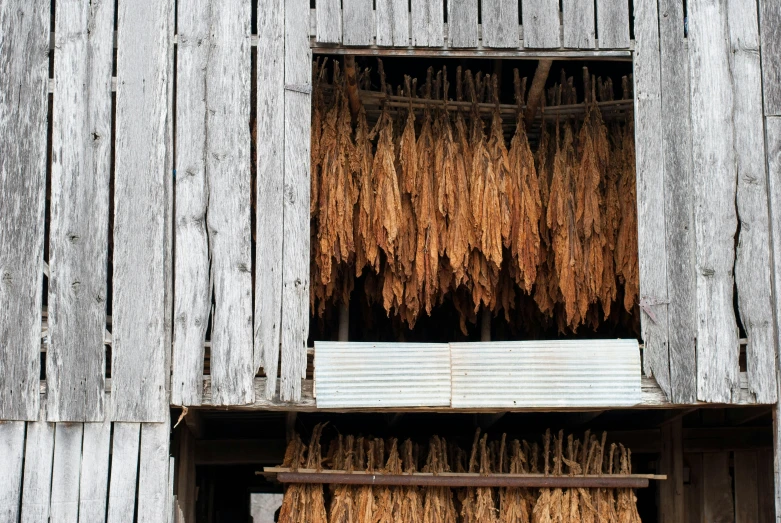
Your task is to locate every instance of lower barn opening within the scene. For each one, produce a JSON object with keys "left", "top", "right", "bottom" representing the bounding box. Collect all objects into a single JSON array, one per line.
[
  {"left": 307, "top": 55, "right": 639, "bottom": 345},
  {"left": 176, "top": 407, "right": 774, "bottom": 523}
]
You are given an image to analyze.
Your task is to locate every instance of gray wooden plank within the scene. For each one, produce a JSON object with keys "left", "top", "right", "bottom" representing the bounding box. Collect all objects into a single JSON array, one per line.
[
  {"left": 256, "top": 0, "right": 286, "bottom": 400},
  {"left": 172, "top": 0, "right": 210, "bottom": 407},
  {"left": 728, "top": 0, "right": 777, "bottom": 404},
  {"left": 447, "top": 0, "right": 478, "bottom": 48},
  {"left": 0, "top": 422, "right": 25, "bottom": 523},
  {"left": 20, "top": 421, "right": 55, "bottom": 523},
  {"left": 204, "top": 0, "right": 255, "bottom": 406},
  {"left": 411, "top": 0, "right": 444, "bottom": 46},
  {"left": 658, "top": 0, "right": 696, "bottom": 404},
  {"left": 137, "top": 421, "right": 171, "bottom": 523},
  {"left": 482, "top": 0, "right": 519, "bottom": 48},
  {"left": 343, "top": 0, "right": 373, "bottom": 45},
  {"left": 281, "top": 0, "right": 313, "bottom": 402},
  {"left": 521, "top": 0, "right": 560, "bottom": 48},
  {"left": 734, "top": 451, "right": 759, "bottom": 523},
  {"left": 702, "top": 452, "right": 735, "bottom": 523},
  {"left": 759, "top": 0, "right": 781, "bottom": 115},
  {"left": 776, "top": 408, "right": 781, "bottom": 522},
  {"left": 632, "top": 0, "right": 671, "bottom": 399},
  {"left": 316, "top": 0, "right": 342, "bottom": 43},
  {"left": 562, "top": 0, "right": 595, "bottom": 49},
  {"left": 78, "top": 422, "right": 111, "bottom": 523},
  {"left": 47, "top": 0, "right": 114, "bottom": 423},
  {"left": 50, "top": 423, "right": 84, "bottom": 523},
  {"left": 112, "top": 0, "right": 174, "bottom": 422},
  {"left": 376, "top": 0, "right": 409, "bottom": 46},
  {"left": 596, "top": 0, "right": 630, "bottom": 49},
  {"left": 0, "top": 0, "right": 48, "bottom": 421},
  {"left": 688, "top": 0, "right": 741, "bottom": 403},
  {"left": 106, "top": 423, "right": 141, "bottom": 523}
]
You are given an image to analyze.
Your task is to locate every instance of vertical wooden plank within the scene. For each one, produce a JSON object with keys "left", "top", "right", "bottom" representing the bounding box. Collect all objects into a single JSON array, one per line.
[
  {"left": 257, "top": 0, "right": 286, "bottom": 399},
  {"left": 759, "top": 0, "right": 781, "bottom": 115},
  {"left": 137, "top": 421, "right": 171, "bottom": 523},
  {"left": 47, "top": 0, "right": 114, "bottom": 424},
  {"left": 702, "top": 452, "right": 735, "bottom": 523},
  {"left": 684, "top": 453, "right": 704, "bottom": 523},
  {"left": 447, "top": 0, "right": 478, "bottom": 48},
  {"left": 482, "top": 0, "right": 519, "bottom": 48},
  {"left": 596, "top": 0, "right": 630, "bottom": 49},
  {"left": 176, "top": 426, "right": 197, "bottom": 523},
  {"left": 316, "top": 0, "right": 342, "bottom": 43},
  {"left": 658, "top": 0, "right": 696, "bottom": 404},
  {"left": 735, "top": 451, "right": 759, "bottom": 523},
  {"left": 768, "top": 125, "right": 781, "bottom": 521},
  {"left": 0, "top": 422, "right": 25, "bottom": 523},
  {"left": 0, "top": 0, "right": 48, "bottom": 421},
  {"left": 376, "top": 0, "right": 409, "bottom": 46},
  {"left": 755, "top": 449, "right": 774, "bottom": 523},
  {"left": 112, "top": 0, "right": 174, "bottom": 422},
  {"left": 77, "top": 422, "right": 111, "bottom": 523},
  {"left": 688, "top": 0, "right": 741, "bottom": 403},
  {"left": 343, "top": 0, "right": 373, "bottom": 45},
  {"left": 205, "top": 0, "right": 255, "bottom": 406},
  {"left": 659, "top": 419, "right": 684, "bottom": 522},
  {"left": 561, "top": 0, "right": 595, "bottom": 49},
  {"left": 281, "top": 0, "right": 313, "bottom": 402},
  {"left": 521, "top": 0, "right": 560, "bottom": 49},
  {"left": 728, "top": 0, "right": 777, "bottom": 404},
  {"left": 411, "top": 0, "right": 444, "bottom": 47},
  {"left": 106, "top": 423, "right": 141, "bottom": 523},
  {"left": 49, "top": 423, "right": 84, "bottom": 523},
  {"left": 633, "top": 0, "right": 672, "bottom": 398},
  {"left": 172, "top": 0, "right": 210, "bottom": 407},
  {"left": 20, "top": 421, "right": 55, "bottom": 523}
]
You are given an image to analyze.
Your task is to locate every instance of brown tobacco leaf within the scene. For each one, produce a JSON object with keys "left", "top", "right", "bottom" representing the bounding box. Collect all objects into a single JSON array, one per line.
[
  {"left": 486, "top": 91, "right": 514, "bottom": 250},
  {"left": 311, "top": 59, "right": 326, "bottom": 218},
  {"left": 533, "top": 124, "right": 558, "bottom": 317},
  {"left": 353, "top": 105, "right": 378, "bottom": 274},
  {"left": 470, "top": 104, "right": 503, "bottom": 272},
  {"left": 369, "top": 107, "right": 403, "bottom": 265},
  {"left": 615, "top": 121, "right": 639, "bottom": 313}
]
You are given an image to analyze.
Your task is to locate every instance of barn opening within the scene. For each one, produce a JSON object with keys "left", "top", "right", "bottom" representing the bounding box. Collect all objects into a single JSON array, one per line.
[{"left": 307, "top": 55, "right": 639, "bottom": 344}]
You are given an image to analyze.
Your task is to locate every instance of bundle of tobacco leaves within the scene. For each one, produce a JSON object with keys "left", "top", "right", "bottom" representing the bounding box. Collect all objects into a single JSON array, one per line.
[
  {"left": 423, "top": 436, "right": 458, "bottom": 523},
  {"left": 279, "top": 424, "right": 328, "bottom": 523}
]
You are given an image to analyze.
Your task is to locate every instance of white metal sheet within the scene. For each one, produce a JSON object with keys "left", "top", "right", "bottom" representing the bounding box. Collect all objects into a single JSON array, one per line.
[
  {"left": 314, "top": 342, "right": 451, "bottom": 408},
  {"left": 450, "top": 340, "right": 642, "bottom": 408}
]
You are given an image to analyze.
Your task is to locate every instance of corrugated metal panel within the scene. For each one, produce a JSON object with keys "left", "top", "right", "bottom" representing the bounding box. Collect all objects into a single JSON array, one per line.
[
  {"left": 450, "top": 340, "right": 641, "bottom": 408},
  {"left": 314, "top": 342, "right": 451, "bottom": 408}
]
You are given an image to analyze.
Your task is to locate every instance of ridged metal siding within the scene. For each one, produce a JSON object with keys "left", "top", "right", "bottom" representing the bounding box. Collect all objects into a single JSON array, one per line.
[
  {"left": 314, "top": 342, "right": 451, "bottom": 408},
  {"left": 449, "top": 340, "right": 641, "bottom": 408}
]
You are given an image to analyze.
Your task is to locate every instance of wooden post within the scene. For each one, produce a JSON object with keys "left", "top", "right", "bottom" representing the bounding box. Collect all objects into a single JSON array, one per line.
[
  {"left": 658, "top": 418, "right": 684, "bottom": 522},
  {"left": 524, "top": 59, "right": 553, "bottom": 129}
]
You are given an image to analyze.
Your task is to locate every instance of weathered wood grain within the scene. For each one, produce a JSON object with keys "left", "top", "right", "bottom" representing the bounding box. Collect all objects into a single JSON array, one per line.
[
  {"left": 482, "top": 0, "right": 519, "bottom": 48},
  {"left": 734, "top": 451, "right": 759, "bottom": 523},
  {"left": 137, "top": 421, "right": 171, "bottom": 523},
  {"left": 596, "top": 0, "right": 630, "bottom": 49},
  {"left": 20, "top": 421, "right": 55, "bottom": 523},
  {"left": 172, "top": 0, "right": 211, "bottom": 407},
  {"left": 175, "top": 426, "right": 197, "bottom": 523},
  {"left": 106, "top": 423, "right": 141, "bottom": 523},
  {"left": 447, "top": 0, "right": 478, "bottom": 48},
  {"left": 343, "top": 0, "right": 373, "bottom": 45},
  {"left": 316, "top": 0, "right": 342, "bottom": 43},
  {"left": 256, "top": 0, "right": 286, "bottom": 399},
  {"left": 411, "top": 0, "right": 444, "bottom": 47},
  {"left": 562, "top": 0, "right": 594, "bottom": 49},
  {"left": 376, "top": 0, "right": 409, "bottom": 46},
  {"left": 521, "top": 0, "right": 559, "bottom": 48},
  {"left": 728, "top": 0, "right": 777, "bottom": 404},
  {"left": 0, "top": 422, "right": 25, "bottom": 523},
  {"left": 47, "top": 0, "right": 113, "bottom": 423},
  {"left": 633, "top": 0, "right": 671, "bottom": 399},
  {"left": 281, "top": 0, "right": 313, "bottom": 402},
  {"left": 0, "top": 0, "right": 48, "bottom": 421},
  {"left": 78, "top": 422, "right": 111, "bottom": 523},
  {"left": 205, "top": 0, "right": 255, "bottom": 406},
  {"left": 688, "top": 0, "right": 740, "bottom": 403},
  {"left": 49, "top": 423, "right": 83, "bottom": 523},
  {"left": 759, "top": 0, "right": 781, "bottom": 115},
  {"left": 112, "top": 0, "right": 173, "bottom": 421},
  {"left": 768, "top": 128, "right": 781, "bottom": 519},
  {"left": 702, "top": 452, "right": 735, "bottom": 522},
  {"left": 658, "top": 0, "right": 696, "bottom": 404}
]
